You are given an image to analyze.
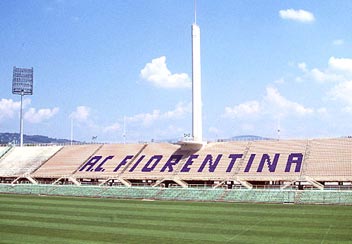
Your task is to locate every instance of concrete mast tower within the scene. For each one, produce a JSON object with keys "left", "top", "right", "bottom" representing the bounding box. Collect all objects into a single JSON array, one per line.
[{"left": 191, "top": 1, "right": 203, "bottom": 143}]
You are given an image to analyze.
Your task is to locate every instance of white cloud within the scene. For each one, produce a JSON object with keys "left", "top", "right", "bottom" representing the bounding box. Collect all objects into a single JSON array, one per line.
[
  {"left": 0, "top": 98, "right": 31, "bottom": 121},
  {"left": 299, "top": 58, "right": 352, "bottom": 112},
  {"left": 0, "top": 97, "right": 60, "bottom": 125},
  {"left": 140, "top": 56, "right": 191, "bottom": 88},
  {"left": 163, "top": 102, "right": 191, "bottom": 119},
  {"left": 223, "top": 87, "right": 313, "bottom": 120},
  {"left": 310, "top": 68, "right": 329, "bottom": 82},
  {"left": 0, "top": 99, "right": 21, "bottom": 121},
  {"left": 310, "top": 68, "right": 343, "bottom": 83},
  {"left": 265, "top": 86, "right": 314, "bottom": 116},
  {"left": 329, "top": 57, "right": 352, "bottom": 73},
  {"left": 279, "top": 9, "right": 315, "bottom": 23},
  {"left": 333, "top": 39, "right": 344, "bottom": 46},
  {"left": 127, "top": 109, "right": 161, "bottom": 126},
  {"left": 24, "top": 107, "right": 59, "bottom": 123},
  {"left": 297, "top": 61, "right": 345, "bottom": 83},
  {"left": 298, "top": 62, "right": 307, "bottom": 72},
  {"left": 126, "top": 102, "right": 191, "bottom": 126},
  {"left": 223, "top": 101, "right": 260, "bottom": 118},
  {"left": 329, "top": 81, "right": 352, "bottom": 105},
  {"left": 70, "top": 106, "right": 90, "bottom": 122},
  {"left": 103, "top": 122, "right": 121, "bottom": 133}
]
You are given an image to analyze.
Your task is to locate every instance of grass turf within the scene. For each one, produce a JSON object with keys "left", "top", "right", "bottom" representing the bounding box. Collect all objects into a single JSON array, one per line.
[{"left": 0, "top": 194, "right": 352, "bottom": 244}]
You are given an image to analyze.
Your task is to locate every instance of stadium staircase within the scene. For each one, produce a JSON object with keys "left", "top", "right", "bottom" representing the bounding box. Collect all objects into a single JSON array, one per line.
[
  {"left": 299, "top": 140, "right": 312, "bottom": 185},
  {"left": 117, "top": 144, "right": 148, "bottom": 187},
  {"left": 303, "top": 176, "right": 324, "bottom": 190},
  {"left": 154, "top": 147, "right": 199, "bottom": 188},
  {"left": 30, "top": 146, "right": 65, "bottom": 176},
  {"left": 280, "top": 180, "right": 296, "bottom": 190},
  {"left": 0, "top": 146, "right": 12, "bottom": 159},
  {"left": 51, "top": 145, "right": 105, "bottom": 186},
  {"left": 233, "top": 142, "right": 251, "bottom": 175},
  {"left": 237, "top": 180, "right": 253, "bottom": 189},
  {"left": 73, "top": 144, "right": 104, "bottom": 175}
]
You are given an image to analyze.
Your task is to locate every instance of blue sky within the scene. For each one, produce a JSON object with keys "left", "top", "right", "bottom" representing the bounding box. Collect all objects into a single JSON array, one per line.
[{"left": 1, "top": 0, "right": 352, "bottom": 143}]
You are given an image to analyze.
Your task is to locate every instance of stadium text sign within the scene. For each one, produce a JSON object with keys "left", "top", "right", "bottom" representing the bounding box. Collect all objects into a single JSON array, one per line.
[{"left": 79, "top": 153, "right": 303, "bottom": 173}]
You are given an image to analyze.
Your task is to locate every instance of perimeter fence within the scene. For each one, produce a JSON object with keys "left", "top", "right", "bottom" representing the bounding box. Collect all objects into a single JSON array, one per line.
[{"left": 1, "top": 184, "right": 352, "bottom": 205}]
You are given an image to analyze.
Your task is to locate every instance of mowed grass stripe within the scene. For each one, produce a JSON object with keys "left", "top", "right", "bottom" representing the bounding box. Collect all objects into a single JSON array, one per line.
[
  {"left": 2, "top": 209, "right": 351, "bottom": 240},
  {"left": 1, "top": 208, "right": 351, "bottom": 233},
  {"left": 1, "top": 195, "right": 293, "bottom": 214},
  {"left": 1, "top": 195, "right": 352, "bottom": 227},
  {"left": 0, "top": 224, "right": 180, "bottom": 244},
  {"left": 2, "top": 193, "right": 352, "bottom": 217},
  {"left": 2, "top": 200, "right": 352, "bottom": 229},
  {"left": 0, "top": 232, "right": 113, "bottom": 244},
  {"left": 2, "top": 198, "right": 351, "bottom": 219},
  {"left": 1, "top": 207, "right": 351, "bottom": 235},
  {"left": 1, "top": 217, "right": 350, "bottom": 244},
  {"left": 2, "top": 193, "right": 349, "bottom": 217},
  {"left": 1, "top": 194, "right": 352, "bottom": 243},
  {"left": 0, "top": 218, "right": 243, "bottom": 243},
  {"left": 1, "top": 194, "right": 352, "bottom": 221}
]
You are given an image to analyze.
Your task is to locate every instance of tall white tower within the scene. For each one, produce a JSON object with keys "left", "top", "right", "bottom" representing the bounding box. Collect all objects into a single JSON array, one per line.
[{"left": 192, "top": 21, "right": 202, "bottom": 142}]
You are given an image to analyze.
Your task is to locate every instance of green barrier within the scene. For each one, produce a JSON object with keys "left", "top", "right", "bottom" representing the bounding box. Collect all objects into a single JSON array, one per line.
[{"left": 1, "top": 184, "right": 352, "bottom": 205}]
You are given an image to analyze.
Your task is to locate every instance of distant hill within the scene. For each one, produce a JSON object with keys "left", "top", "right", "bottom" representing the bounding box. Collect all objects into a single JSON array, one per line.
[
  {"left": 230, "top": 135, "right": 272, "bottom": 141},
  {"left": 158, "top": 135, "right": 272, "bottom": 143},
  {"left": 0, "top": 133, "right": 74, "bottom": 145},
  {"left": 215, "top": 135, "right": 272, "bottom": 142}
]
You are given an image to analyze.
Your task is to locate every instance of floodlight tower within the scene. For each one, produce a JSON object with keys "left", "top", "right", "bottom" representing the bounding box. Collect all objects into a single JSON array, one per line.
[
  {"left": 191, "top": 1, "right": 203, "bottom": 143},
  {"left": 12, "top": 66, "right": 34, "bottom": 147}
]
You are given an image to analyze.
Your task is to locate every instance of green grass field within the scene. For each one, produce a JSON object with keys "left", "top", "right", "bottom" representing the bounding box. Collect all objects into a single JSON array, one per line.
[{"left": 0, "top": 194, "right": 352, "bottom": 244}]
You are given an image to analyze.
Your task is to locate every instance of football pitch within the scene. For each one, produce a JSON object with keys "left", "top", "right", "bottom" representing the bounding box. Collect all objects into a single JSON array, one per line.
[{"left": 0, "top": 194, "right": 352, "bottom": 244}]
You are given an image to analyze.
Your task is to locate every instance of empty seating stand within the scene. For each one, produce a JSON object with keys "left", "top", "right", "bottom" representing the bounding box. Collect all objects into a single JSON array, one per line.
[
  {"left": 304, "top": 138, "right": 352, "bottom": 181},
  {"left": 0, "top": 146, "right": 62, "bottom": 177},
  {"left": 32, "top": 144, "right": 101, "bottom": 179},
  {"left": 73, "top": 143, "right": 147, "bottom": 179}
]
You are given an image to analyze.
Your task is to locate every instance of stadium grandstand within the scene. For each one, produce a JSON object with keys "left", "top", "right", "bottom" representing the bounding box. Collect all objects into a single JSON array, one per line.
[
  {"left": 0, "top": 137, "right": 351, "bottom": 203},
  {"left": 0, "top": 138, "right": 351, "bottom": 188}
]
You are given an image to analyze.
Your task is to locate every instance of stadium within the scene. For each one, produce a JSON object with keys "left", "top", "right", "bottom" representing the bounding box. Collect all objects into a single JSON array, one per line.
[
  {"left": 1, "top": 137, "right": 352, "bottom": 242},
  {"left": 1, "top": 3, "right": 352, "bottom": 243},
  {"left": 1, "top": 137, "right": 352, "bottom": 201}
]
